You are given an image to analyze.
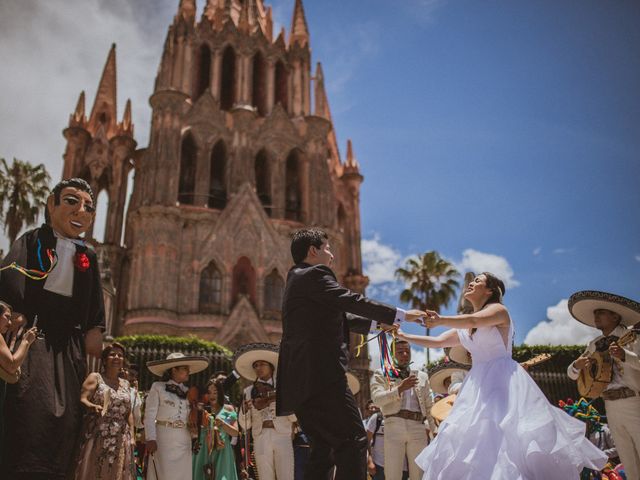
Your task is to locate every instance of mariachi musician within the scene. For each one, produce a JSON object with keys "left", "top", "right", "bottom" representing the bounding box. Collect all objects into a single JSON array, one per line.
[
  {"left": 567, "top": 290, "right": 640, "bottom": 480},
  {"left": 235, "top": 343, "right": 296, "bottom": 480}
]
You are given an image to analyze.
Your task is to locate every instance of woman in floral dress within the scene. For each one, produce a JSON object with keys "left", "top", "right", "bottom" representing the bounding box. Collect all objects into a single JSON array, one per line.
[{"left": 74, "top": 342, "right": 135, "bottom": 480}]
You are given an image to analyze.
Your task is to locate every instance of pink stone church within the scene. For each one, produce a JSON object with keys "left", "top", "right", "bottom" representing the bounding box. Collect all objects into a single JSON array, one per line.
[{"left": 61, "top": 0, "right": 371, "bottom": 394}]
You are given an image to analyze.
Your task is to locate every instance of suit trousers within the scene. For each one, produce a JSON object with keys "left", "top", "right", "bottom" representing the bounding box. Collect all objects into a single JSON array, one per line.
[
  {"left": 295, "top": 383, "right": 368, "bottom": 480},
  {"left": 605, "top": 396, "right": 640, "bottom": 480},
  {"left": 383, "top": 417, "right": 428, "bottom": 480},
  {"left": 254, "top": 428, "right": 295, "bottom": 480}
]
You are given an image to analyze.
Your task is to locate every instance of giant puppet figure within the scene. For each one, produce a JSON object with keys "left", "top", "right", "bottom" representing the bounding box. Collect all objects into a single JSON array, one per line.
[{"left": 0, "top": 178, "right": 105, "bottom": 479}]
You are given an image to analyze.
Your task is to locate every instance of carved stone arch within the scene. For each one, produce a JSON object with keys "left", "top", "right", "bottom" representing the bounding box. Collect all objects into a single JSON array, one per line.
[
  {"left": 198, "top": 259, "right": 223, "bottom": 313},
  {"left": 254, "top": 147, "right": 274, "bottom": 216},
  {"left": 194, "top": 42, "right": 213, "bottom": 100},
  {"left": 284, "top": 148, "right": 305, "bottom": 221},
  {"left": 263, "top": 267, "right": 284, "bottom": 318},
  {"left": 178, "top": 130, "right": 198, "bottom": 205},
  {"left": 220, "top": 44, "right": 237, "bottom": 111},
  {"left": 208, "top": 139, "right": 228, "bottom": 209}
]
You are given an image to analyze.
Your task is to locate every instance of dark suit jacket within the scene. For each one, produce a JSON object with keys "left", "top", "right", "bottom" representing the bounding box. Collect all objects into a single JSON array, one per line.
[{"left": 276, "top": 263, "right": 397, "bottom": 415}]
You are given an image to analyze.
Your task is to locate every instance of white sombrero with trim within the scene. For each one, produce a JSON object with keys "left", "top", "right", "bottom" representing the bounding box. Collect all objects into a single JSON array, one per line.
[
  {"left": 233, "top": 343, "right": 279, "bottom": 382},
  {"left": 147, "top": 352, "right": 209, "bottom": 377},
  {"left": 346, "top": 371, "right": 361, "bottom": 395},
  {"left": 445, "top": 345, "right": 472, "bottom": 366},
  {"left": 569, "top": 290, "right": 640, "bottom": 328},
  {"left": 428, "top": 362, "right": 470, "bottom": 395}
]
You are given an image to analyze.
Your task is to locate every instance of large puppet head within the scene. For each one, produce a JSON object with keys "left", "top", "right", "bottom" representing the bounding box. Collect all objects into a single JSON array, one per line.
[{"left": 45, "top": 178, "right": 95, "bottom": 239}]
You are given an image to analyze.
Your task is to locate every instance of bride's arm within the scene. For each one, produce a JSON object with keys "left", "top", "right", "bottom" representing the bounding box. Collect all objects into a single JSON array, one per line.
[
  {"left": 426, "top": 303, "right": 509, "bottom": 330},
  {"left": 396, "top": 328, "right": 460, "bottom": 349}
]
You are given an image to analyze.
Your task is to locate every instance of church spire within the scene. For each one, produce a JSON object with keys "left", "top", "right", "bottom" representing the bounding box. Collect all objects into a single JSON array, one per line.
[
  {"left": 345, "top": 139, "right": 359, "bottom": 170},
  {"left": 177, "top": 0, "right": 196, "bottom": 22},
  {"left": 314, "top": 62, "right": 330, "bottom": 120},
  {"left": 88, "top": 44, "right": 118, "bottom": 137},
  {"left": 117, "top": 99, "right": 134, "bottom": 136},
  {"left": 289, "top": 0, "right": 309, "bottom": 47},
  {"left": 69, "top": 90, "right": 87, "bottom": 127},
  {"left": 238, "top": 0, "right": 250, "bottom": 33}
]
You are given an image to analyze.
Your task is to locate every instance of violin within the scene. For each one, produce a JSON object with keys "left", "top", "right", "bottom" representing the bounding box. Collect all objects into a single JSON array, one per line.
[{"left": 251, "top": 380, "right": 276, "bottom": 410}]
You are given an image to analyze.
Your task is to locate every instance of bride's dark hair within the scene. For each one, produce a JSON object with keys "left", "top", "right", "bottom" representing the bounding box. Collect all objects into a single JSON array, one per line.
[
  {"left": 470, "top": 272, "right": 506, "bottom": 336},
  {"left": 481, "top": 272, "right": 506, "bottom": 308}
]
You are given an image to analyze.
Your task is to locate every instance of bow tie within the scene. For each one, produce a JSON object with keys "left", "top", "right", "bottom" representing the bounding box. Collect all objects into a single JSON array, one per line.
[
  {"left": 595, "top": 335, "right": 619, "bottom": 352},
  {"left": 165, "top": 383, "right": 187, "bottom": 399}
]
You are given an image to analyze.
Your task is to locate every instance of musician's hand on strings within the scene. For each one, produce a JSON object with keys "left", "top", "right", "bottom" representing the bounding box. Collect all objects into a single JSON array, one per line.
[
  {"left": 405, "top": 309, "right": 427, "bottom": 324},
  {"left": 146, "top": 440, "right": 158, "bottom": 454},
  {"left": 609, "top": 343, "right": 626, "bottom": 361},
  {"left": 398, "top": 374, "right": 419, "bottom": 393},
  {"left": 573, "top": 357, "right": 593, "bottom": 370}
]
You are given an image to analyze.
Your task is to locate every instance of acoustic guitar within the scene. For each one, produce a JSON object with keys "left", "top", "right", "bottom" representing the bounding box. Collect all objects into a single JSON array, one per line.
[{"left": 577, "top": 328, "right": 638, "bottom": 398}]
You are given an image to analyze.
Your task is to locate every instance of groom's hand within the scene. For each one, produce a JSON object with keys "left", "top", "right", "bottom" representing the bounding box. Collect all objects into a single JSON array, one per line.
[{"left": 405, "top": 309, "right": 427, "bottom": 324}]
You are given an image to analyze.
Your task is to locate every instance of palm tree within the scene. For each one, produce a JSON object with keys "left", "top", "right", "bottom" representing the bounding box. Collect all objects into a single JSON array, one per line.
[
  {"left": 0, "top": 158, "right": 51, "bottom": 245},
  {"left": 395, "top": 251, "right": 460, "bottom": 363}
]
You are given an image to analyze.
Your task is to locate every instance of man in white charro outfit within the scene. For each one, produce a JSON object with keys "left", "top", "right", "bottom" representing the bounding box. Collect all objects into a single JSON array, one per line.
[
  {"left": 567, "top": 291, "right": 640, "bottom": 480},
  {"left": 144, "top": 352, "right": 209, "bottom": 480},
  {"left": 370, "top": 339, "right": 436, "bottom": 480},
  {"left": 235, "top": 343, "right": 295, "bottom": 480}
]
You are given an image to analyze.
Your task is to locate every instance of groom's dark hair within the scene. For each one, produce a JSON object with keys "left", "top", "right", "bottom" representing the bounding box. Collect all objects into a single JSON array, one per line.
[{"left": 291, "top": 228, "right": 328, "bottom": 264}]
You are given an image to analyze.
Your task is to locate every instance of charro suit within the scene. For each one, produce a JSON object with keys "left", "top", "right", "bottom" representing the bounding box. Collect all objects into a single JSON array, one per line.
[
  {"left": 276, "top": 263, "right": 398, "bottom": 480},
  {"left": 371, "top": 370, "right": 436, "bottom": 480}
]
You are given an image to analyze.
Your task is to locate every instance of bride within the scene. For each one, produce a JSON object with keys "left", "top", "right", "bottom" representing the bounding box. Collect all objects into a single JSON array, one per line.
[{"left": 397, "top": 272, "right": 607, "bottom": 479}]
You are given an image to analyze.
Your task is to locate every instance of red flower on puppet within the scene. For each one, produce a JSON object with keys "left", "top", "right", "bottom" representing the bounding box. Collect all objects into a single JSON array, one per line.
[{"left": 74, "top": 252, "right": 90, "bottom": 272}]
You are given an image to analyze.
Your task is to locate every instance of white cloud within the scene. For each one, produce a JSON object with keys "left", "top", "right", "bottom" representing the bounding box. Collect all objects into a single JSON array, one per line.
[
  {"left": 635, "top": 255, "right": 640, "bottom": 263},
  {"left": 552, "top": 248, "right": 573, "bottom": 255},
  {"left": 456, "top": 248, "right": 520, "bottom": 288},
  {"left": 523, "top": 299, "right": 595, "bottom": 346},
  {"left": 361, "top": 234, "right": 403, "bottom": 285},
  {"left": 533, "top": 247, "right": 542, "bottom": 256}
]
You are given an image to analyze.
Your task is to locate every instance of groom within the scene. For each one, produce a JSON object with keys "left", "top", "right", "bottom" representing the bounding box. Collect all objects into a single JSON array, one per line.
[{"left": 276, "top": 228, "right": 424, "bottom": 480}]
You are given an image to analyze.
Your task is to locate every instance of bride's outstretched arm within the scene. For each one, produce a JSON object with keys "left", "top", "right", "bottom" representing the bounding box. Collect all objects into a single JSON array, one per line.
[
  {"left": 396, "top": 328, "right": 460, "bottom": 349},
  {"left": 425, "top": 303, "right": 509, "bottom": 330}
]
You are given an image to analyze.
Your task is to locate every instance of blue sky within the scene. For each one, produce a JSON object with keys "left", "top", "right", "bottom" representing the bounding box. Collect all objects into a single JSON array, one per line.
[{"left": 0, "top": 0, "right": 638, "bottom": 361}]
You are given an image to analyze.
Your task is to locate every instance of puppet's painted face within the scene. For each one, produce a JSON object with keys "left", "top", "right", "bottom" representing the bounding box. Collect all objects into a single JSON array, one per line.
[{"left": 47, "top": 187, "right": 95, "bottom": 238}]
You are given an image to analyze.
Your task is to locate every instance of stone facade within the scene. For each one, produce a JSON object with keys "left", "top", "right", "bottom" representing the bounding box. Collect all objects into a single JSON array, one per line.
[{"left": 61, "top": 0, "right": 372, "bottom": 395}]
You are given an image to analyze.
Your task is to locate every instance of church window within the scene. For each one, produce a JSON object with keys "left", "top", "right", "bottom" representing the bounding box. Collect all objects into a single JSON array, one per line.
[
  {"left": 199, "top": 261, "right": 222, "bottom": 313},
  {"left": 209, "top": 140, "right": 227, "bottom": 209},
  {"left": 285, "top": 150, "right": 302, "bottom": 221},
  {"left": 220, "top": 46, "right": 236, "bottom": 111},
  {"left": 232, "top": 257, "right": 256, "bottom": 306},
  {"left": 194, "top": 44, "right": 212, "bottom": 100},
  {"left": 274, "top": 60, "right": 288, "bottom": 111},
  {"left": 255, "top": 149, "right": 271, "bottom": 216},
  {"left": 178, "top": 133, "right": 197, "bottom": 205},
  {"left": 263, "top": 269, "right": 284, "bottom": 317},
  {"left": 252, "top": 52, "right": 267, "bottom": 116}
]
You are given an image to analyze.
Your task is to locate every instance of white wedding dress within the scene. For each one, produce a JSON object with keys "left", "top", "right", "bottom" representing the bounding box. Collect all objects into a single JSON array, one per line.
[{"left": 415, "top": 320, "right": 607, "bottom": 479}]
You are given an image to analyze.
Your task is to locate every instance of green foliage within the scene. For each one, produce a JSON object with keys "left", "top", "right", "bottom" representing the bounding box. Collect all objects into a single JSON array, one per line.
[
  {"left": 114, "top": 334, "right": 232, "bottom": 356},
  {"left": 0, "top": 158, "right": 51, "bottom": 244}
]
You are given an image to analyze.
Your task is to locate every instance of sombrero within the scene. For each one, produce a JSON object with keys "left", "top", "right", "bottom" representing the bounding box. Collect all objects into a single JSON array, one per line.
[
  {"left": 569, "top": 290, "right": 640, "bottom": 328},
  {"left": 428, "top": 362, "right": 470, "bottom": 395},
  {"left": 445, "top": 345, "right": 472, "bottom": 366},
  {"left": 147, "top": 352, "right": 209, "bottom": 377},
  {"left": 233, "top": 343, "right": 279, "bottom": 382},
  {"left": 346, "top": 371, "right": 361, "bottom": 395}
]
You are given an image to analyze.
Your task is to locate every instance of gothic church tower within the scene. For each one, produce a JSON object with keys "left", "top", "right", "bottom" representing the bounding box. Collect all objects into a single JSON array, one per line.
[{"left": 62, "top": 0, "right": 371, "bottom": 395}]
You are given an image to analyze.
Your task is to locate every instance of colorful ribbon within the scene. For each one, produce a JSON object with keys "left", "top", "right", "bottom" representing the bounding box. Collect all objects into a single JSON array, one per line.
[{"left": 0, "top": 244, "right": 57, "bottom": 281}]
